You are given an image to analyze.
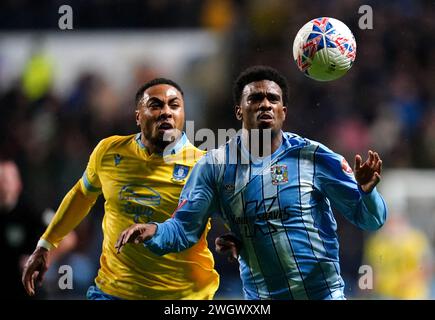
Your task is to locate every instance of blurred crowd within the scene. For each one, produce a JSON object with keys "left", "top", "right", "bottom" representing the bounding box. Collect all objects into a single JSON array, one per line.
[{"left": 0, "top": 0, "right": 434, "bottom": 299}]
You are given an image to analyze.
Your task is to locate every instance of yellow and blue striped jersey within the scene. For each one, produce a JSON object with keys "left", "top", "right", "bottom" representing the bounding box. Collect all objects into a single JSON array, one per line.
[{"left": 42, "top": 133, "right": 219, "bottom": 299}]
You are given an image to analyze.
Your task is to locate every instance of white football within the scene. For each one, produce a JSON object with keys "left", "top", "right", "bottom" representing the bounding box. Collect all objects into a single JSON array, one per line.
[{"left": 292, "top": 17, "right": 356, "bottom": 81}]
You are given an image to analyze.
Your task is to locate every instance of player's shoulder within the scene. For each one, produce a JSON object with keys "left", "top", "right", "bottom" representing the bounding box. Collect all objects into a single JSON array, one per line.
[
  {"left": 202, "top": 137, "right": 237, "bottom": 166},
  {"left": 95, "top": 134, "right": 137, "bottom": 153},
  {"left": 291, "top": 133, "right": 335, "bottom": 155},
  {"left": 177, "top": 139, "right": 207, "bottom": 166},
  {"left": 283, "top": 132, "right": 307, "bottom": 147},
  {"left": 183, "top": 139, "right": 206, "bottom": 156},
  {"left": 207, "top": 143, "right": 226, "bottom": 159},
  {"left": 284, "top": 132, "right": 342, "bottom": 162}
]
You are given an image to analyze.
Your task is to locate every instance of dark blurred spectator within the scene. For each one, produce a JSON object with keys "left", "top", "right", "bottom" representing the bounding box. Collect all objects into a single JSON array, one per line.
[
  {"left": 0, "top": 160, "right": 44, "bottom": 298},
  {"left": 0, "top": 160, "right": 77, "bottom": 299}
]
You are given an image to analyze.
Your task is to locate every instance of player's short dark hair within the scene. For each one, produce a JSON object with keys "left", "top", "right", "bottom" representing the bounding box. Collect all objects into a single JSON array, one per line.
[
  {"left": 135, "top": 78, "right": 184, "bottom": 108},
  {"left": 233, "top": 66, "right": 289, "bottom": 106}
]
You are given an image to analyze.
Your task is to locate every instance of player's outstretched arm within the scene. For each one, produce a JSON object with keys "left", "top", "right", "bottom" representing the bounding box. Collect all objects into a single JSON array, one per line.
[
  {"left": 315, "top": 146, "right": 387, "bottom": 231},
  {"left": 22, "top": 181, "right": 98, "bottom": 296},
  {"left": 115, "top": 223, "right": 157, "bottom": 253},
  {"left": 354, "top": 150, "right": 383, "bottom": 193},
  {"left": 116, "top": 153, "right": 219, "bottom": 255}
]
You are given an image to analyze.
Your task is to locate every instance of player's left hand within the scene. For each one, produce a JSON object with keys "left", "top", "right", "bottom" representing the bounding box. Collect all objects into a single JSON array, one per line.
[
  {"left": 215, "top": 233, "right": 242, "bottom": 263},
  {"left": 115, "top": 223, "right": 157, "bottom": 254},
  {"left": 354, "top": 150, "right": 383, "bottom": 193}
]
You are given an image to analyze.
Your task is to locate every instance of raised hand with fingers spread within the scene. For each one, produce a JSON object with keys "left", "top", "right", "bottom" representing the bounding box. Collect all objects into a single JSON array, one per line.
[{"left": 354, "top": 150, "right": 383, "bottom": 193}]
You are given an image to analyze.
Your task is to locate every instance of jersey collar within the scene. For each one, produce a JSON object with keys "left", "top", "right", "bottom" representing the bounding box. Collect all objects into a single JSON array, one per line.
[{"left": 239, "top": 130, "right": 288, "bottom": 165}]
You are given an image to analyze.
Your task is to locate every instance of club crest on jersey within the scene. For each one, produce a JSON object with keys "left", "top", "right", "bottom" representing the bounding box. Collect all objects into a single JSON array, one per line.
[
  {"left": 271, "top": 165, "right": 288, "bottom": 185},
  {"left": 341, "top": 158, "right": 353, "bottom": 174},
  {"left": 172, "top": 164, "right": 190, "bottom": 182}
]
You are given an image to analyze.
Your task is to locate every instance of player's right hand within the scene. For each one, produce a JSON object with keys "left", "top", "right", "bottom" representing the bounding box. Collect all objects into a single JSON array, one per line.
[
  {"left": 215, "top": 233, "right": 242, "bottom": 263},
  {"left": 22, "top": 246, "right": 49, "bottom": 296},
  {"left": 115, "top": 223, "right": 157, "bottom": 254}
]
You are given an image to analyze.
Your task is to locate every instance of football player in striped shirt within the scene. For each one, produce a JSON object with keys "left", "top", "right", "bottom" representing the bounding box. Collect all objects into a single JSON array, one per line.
[
  {"left": 116, "top": 66, "right": 387, "bottom": 300},
  {"left": 22, "top": 78, "right": 219, "bottom": 299}
]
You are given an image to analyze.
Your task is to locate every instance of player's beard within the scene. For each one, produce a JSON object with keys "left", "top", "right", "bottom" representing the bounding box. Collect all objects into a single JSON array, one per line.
[
  {"left": 152, "top": 128, "right": 182, "bottom": 153},
  {"left": 155, "top": 137, "right": 172, "bottom": 151}
]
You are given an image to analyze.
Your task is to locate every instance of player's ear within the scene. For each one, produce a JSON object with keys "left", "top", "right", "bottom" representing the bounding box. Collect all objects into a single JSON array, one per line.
[
  {"left": 283, "top": 105, "right": 287, "bottom": 119},
  {"left": 135, "top": 109, "right": 140, "bottom": 126},
  {"left": 235, "top": 105, "right": 243, "bottom": 121}
]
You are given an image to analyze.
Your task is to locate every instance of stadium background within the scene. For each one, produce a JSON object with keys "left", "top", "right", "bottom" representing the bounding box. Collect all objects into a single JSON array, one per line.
[{"left": 0, "top": 0, "right": 433, "bottom": 299}]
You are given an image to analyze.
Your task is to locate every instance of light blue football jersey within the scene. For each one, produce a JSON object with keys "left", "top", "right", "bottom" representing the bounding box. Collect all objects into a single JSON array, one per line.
[{"left": 145, "top": 132, "right": 387, "bottom": 300}]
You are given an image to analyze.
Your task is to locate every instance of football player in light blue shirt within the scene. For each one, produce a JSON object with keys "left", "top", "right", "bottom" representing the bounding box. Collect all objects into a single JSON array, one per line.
[{"left": 115, "top": 66, "right": 387, "bottom": 300}]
